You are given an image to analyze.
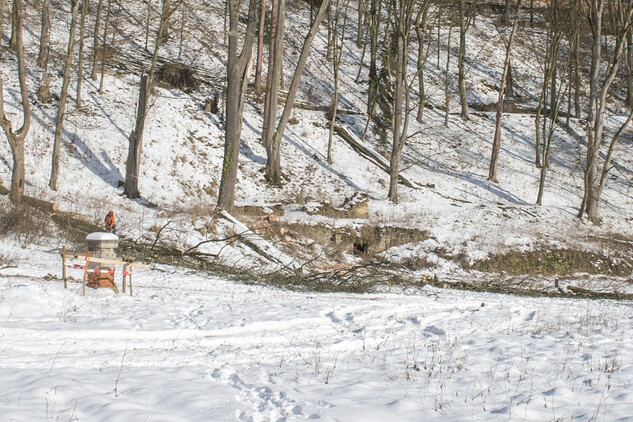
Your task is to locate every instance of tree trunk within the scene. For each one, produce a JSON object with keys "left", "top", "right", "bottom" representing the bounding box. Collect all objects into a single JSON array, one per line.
[
  {"left": 223, "top": 0, "right": 228, "bottom": 45},
  {"left": 488, "top": 0, "right": 521, "bottom": 183},
  {"left": 264, "top": 0, "right": 286, "bottom": 185},
  {"left": 328, "top": 0, "right": 347, "bottom": 165},
  {"left": 255, "top": 0, "right": 267, "bottom": 95},
  {"left": 91, "top": 0, "right": 105, "bottom": 80},
  {"left": 98, "top": 0, "right": 113, "bottom": 94},
  {"left": 124, "top": 0, "right": 178, "bottom": 199},
  {"left": 0, "top": 0, "right": 30, "bottom": 202},
  {"left": 326, "top": 5, "right": 333, "bottom": 61},
  {"left": 534, "top": 56, "right": 547, "bottom": 168},
  {"left": 579, "top": 1, "right": 603, "bottom": 221},
  {"left": 356, "top": 0, "right": 363, "bottom": 48},
  {"left": 415, "top": 3, "right": 429, "bottom": 123},
  {"left": 457, "top": 0, "right": 469, "bottom": 121},
  {"left": 9, "top": 0, "right": 17, "bottom": 51},
  {"left": 76, "top": 0, "right": 89, "bottom": 107},
  {"left": 0, "top": 0, "right": 4, "bottom": 59},
  {"left": 388, "top": 0, "right": 414, "bottom": 204},
  {"left": 627, "top": 24, "right": 633, "bottom": 114},
  {"left": 177, "top": 5, "right": 186, "bottom": 60},
  {"left": 8, "top": 137, "right": 25, "bottom": 200},
  {"left": 271, "top": 0, "right": 330, "bottom": 165},
  {"left": 217, "top": 0, "right": 259, "bottom": 212},
  {"left": 124, "top": 73, "right": 149, "bottom": 199},
  {"left": 110, "top": 0, "right": 121, "bottom": 48},
  {"left": 444, "top": 25, "right": 451, "bottom": 128},
  {"left": 160, "top": 0, "right": 171, "bottom": 44},
  {"left": 572, "top": 24, "right": 581, "bottom": 118},
  {"left": 536, "top": 0, "right": 565, "bottom": 205},
  {"left": 144, "top": 0, "right": 152, "bottom": 51},
  {"left": 504, "top": 0, "right": 512, "bottom": 25},
  {"left": 50, "top": 0, "right": 81, "bottom": 191},
  {"left": 436, "top": 8, "right": 440, "bottom": 69},
  {"left": 367, "top": 0, "right": 381, "bottom": 117},
  {"left": 37, "top": 0, "right": 50, "bottom": 68},
  {"left": 261, "top": 0, "right": 278, "bottom": 151},
  {"left": 534, "top": 1, "right": 562, "bottom": 170},
  {"left": 579, "top": 0, "right": 633, "bottom": 222}
]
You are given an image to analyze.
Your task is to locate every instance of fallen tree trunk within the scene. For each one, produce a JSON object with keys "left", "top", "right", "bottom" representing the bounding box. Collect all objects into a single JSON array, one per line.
[
  {"left": 220, "top": 210, "right": 300, "bottom": 274},
  {"left": 0, "top": 188, "right": 59, "bottom": 212},
  {"left": 334, "top": 125, "right": 422, "bottom": 190}
]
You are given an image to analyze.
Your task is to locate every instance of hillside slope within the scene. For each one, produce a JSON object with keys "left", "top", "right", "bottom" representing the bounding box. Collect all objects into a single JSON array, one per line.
[{"left": 0, "top": 0, "right": 632, "bottom": 290}]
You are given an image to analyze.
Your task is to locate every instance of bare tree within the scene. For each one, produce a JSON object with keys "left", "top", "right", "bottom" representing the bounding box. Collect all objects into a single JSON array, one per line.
[
  {"left": 443, "top": 24, "right": 451, "bottom": 128},
  {"left": 109, "top": 0, "right": 122, "bottom": 49},
  {"left": 37, "top": 0, "right": 50, "bottom": 68},
  {"left": 50, "top": 0, "right": 81, "bottom": 191},
  {"left": 217, "top": 0, "right": 259, "bottom": 211},
  {"left": 488, "top": 0, "right": 522, "bottom": 183},
  {"left": 534, "top": 0, "right": 560, "bottom": 169},
  {"left": 8, "top": 0, "right": 17, "bottom": 51},
  {"left": 255, "top": 0, "right": 267, "bottom": 95},
  {"left": 270, "top": 0, "right": 330, "bottom": 168},
  {"left": 76, "top": 0, "right": 89, "bottom": 107},
  {"left": 387, "top": 0, "right": 416, "bottom": 203},
  {"left": 124, "top": 0, "right": 181, "bottom": 199},
  {"left": 144, "top": 0, "right": 153, "bottom": 50},
  {"left": 414, "top": 2, "right": 429, "bottom": 123},
  {"left": 569, "top": 0, "right": 582, "bottom": 119},
  {"left": 177, "top": 3, "right": 187, "bottom": 60},
  {"left": 0, "top": 0, "right": 30, "bottom": 201},
  {"left": 262, "top": 0, "right": 286, "bottom": 185},
  {"left": 0, "top": 0, "right": 4, "bottom": 59},
  {"left": 503, "top": 0, "right": 512, "bottom": 24},
  {"left": 356, "top": 0, "right": 365, "bottom": 47},
  {"left": 578, "top": 0, "right": 633, "bottom": 223},
  {"left": 535, "top": 0, "right": 570, "bottom": 205},
  {"left": 261, "top": 0, "right": 279, "bottom": 162},
  {"left": 91, "top": 0, "right": 105, "bottom": 80},
  {"left": 367, "top": 0, "right": 382, "bottom": 117},
  {"left": 457, "top": 0, "right": 476, "bottom": 121},
  {"left": 627, "top": 1, "right": 633, "bottom": 115},
  {"left": 328, "top": 0, "right": 349, "bottom": 164},
  {"left": 98, "top": 0, "right": 113, "bottom": 94}
]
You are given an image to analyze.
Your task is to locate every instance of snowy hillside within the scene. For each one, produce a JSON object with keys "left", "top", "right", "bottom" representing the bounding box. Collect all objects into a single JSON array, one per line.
[{"left": 0, "top": 0, "right": 632, "bottom": 277}]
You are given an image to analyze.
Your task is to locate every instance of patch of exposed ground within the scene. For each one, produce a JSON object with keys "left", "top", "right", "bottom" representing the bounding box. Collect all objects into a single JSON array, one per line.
[{"left": 469, "top": 248, "right": 633, "bottom": 277}]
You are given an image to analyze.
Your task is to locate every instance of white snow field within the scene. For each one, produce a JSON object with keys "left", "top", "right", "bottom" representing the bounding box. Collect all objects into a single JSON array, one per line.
[{"left": 1, "top": 247, "right": 633, "bottom": 422}]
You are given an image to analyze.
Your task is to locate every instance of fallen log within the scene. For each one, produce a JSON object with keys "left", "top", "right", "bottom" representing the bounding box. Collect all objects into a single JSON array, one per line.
[
  {"left": 0, "top": 188, "right": 59, "bottom": 212},
  {"left": 23, "top": 195, "right": 58, "bottom": 212},
  {"left": 334, "top": 125, "right": 422, "bottom": 190},
  {"left": 221, "top": 210, "right": 300, "bottom": 274}
]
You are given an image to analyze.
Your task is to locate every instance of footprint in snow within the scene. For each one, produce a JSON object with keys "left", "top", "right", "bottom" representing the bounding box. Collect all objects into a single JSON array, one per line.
[
  {"left": 325, "top": 311, "right": 341, "bottom": 324},
  {"left": 423, "top": 325, "right": 446, "bottom": 336}
]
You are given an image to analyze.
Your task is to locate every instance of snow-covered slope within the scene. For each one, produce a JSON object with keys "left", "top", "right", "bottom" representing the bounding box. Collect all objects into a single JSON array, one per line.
[{"left": 0, "top": 0, "right": 631, "bottom": 269}]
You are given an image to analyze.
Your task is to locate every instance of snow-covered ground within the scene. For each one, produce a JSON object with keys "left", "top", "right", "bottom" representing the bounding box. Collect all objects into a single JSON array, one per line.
[{"left": 1, "top": 246, "right": 633, "bottom": 421}]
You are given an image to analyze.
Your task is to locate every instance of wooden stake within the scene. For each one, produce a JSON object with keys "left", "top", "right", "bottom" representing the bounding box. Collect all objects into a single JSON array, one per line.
[
  {"left": 122, "top": 263, "right": 128, "bottom": 294},
  {"left": 61, "top": 246, "right": 67, "bottom": 289},
  {"left": 129, "top": 264, "right": 133, "bottom": 296},
  {"left": 82, "top": 254, "right": 90, "bottom": 296}
]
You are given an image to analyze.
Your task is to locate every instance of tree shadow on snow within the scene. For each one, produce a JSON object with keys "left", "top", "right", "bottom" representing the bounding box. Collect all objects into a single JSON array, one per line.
[
  {"left": 241, "top": 120, "right": 266, "bottom": 165},
  {"left": 18, "top": 86, "right": 126, "bottom": 188},
  {"left": 282, "top": 126, "right": 365, "bottom": 193}
]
